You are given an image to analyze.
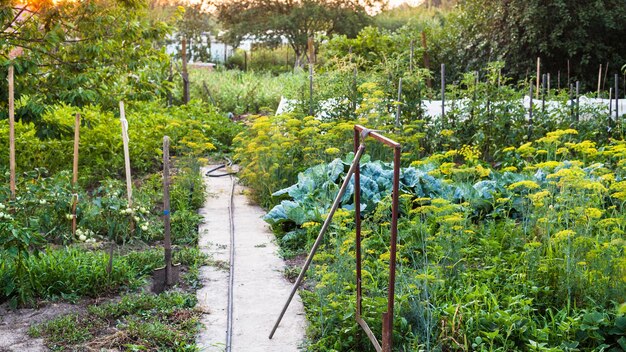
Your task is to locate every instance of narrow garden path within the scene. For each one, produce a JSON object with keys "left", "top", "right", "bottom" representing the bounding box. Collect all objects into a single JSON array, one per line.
[{"left": 196, "top": 165, "right": 306, "bottom": 351}]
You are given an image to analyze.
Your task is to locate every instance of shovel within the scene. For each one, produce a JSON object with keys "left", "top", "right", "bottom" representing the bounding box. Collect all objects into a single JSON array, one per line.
[{"left": 152, "top": 136, "right": 180, "bottom": 293}]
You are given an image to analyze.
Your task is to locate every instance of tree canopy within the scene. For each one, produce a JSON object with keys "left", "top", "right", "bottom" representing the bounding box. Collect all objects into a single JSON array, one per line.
[
  {"left": 213, "top": 0, "right": 382, "bottom": 64},
  {"left": 1, "top": 0, "right": 174, "bottom": 126}
]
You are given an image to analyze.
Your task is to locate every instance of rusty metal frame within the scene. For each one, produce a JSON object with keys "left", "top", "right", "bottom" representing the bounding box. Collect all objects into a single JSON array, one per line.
[{"left": 354, "top": 125, "right": 401, "bottom": 352}]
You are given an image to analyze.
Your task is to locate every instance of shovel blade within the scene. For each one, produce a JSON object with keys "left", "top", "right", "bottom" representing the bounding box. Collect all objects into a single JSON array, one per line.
[{"left": 151, "top": 263, "right": 181, "bottom": 294}]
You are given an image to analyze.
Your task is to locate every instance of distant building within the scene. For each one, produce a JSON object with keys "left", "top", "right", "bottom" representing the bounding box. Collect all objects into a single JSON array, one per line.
[{"left": 166, "top": 32, "right": 289, "bottom": 64}]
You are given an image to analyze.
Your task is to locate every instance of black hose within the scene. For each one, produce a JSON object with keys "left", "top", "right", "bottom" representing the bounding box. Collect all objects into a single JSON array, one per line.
[{"left": 206, "top": 159, "right": 238, "bottom": 177}]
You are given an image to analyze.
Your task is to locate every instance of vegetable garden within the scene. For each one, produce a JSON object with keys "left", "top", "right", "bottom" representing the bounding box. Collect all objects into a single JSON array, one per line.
[{"left": 1, "top": 0, "right": 626, "bottom": 351}]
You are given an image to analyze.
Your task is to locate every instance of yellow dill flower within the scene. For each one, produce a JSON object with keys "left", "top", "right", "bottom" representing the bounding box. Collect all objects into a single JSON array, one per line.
[
  {"left": 502, "top": 146, "right": 516, "bottom": 153},
  {"left": 459, "top": 145, "right": 481, "bottom": 161},
  {"left": 439, "top": 162, "right": 456, "bottom": 175},
  {"left": 475, "top": 164, "right": 491, "bottom": 178},
  {"left": 569, "top": 140, "right": 598, "bottom": 156},
  {"left": 325, "top": 147, "right": 340, "bottom": 155},
  {"left": 441, "top": 214, "right": 464, "bottom": 224},
  {"left": 527, "top": 190, "right": 550, "bottom": 206},
  {"left": 517, "top": 142, "right": 535, "bottom": 158},
  {"left": 444, "top": 149, "right": 459, "bottom": 158},
  {"left": 584, "top": 207, "right": 603, "bottom": 219},
  {"left": 535, "top": 161, "right": 561, "bottom": 170},
  {"left": 507, "top": 180, "right": 540, "bottom": 191},
  {"left": 440, "top": 129, "right": 454, "bottom": 137},
  {"left": 556, "top": 147, "right": 569, "bottom": 156},
  {"left": 501, "top": 166, "right": 518, "bottom": 172},
  {"left": 553, "top": 229, "right": 576, "bottom": 242},
  {"left": 431, "top": 198, "right": 450, "bottom": 206},
  {"left": 302, "top": 221, "right": 320, "bottom": 229},
  {"left": 597, "top": 218, "right": 621, "bottom": 228}
]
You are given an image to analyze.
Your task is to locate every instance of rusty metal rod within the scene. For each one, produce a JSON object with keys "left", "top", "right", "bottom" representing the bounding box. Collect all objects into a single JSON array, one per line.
[
  {"left": 355, "top": 125, "right": 400, "bottom": 148},
  {"left": 269, "top": 143, "right": 366, "bottom": 339}
]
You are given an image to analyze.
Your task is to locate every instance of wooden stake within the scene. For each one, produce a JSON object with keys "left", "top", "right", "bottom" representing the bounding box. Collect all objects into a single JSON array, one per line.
[
  {"left": 616, "top": 74, "right": 620, "bottom": 121},
  {"left": 542, "top": 74, "right": 546, "bottom": 113},
  {"left": 536, "top": 57, "right": 540, "bottom": 99},
  {"left": 567, "top": 59, "right": 571, "bottom": 89},
  {"left": 597, "top": 64, "right": 603, "bottom": 98},
  {"left": 182, "top": 38, "right": 189, "bottom": 104},
  {"left": 557, "top": 70, "right": 561, "bottom": 90},
  {"left": 576, "top": 81, "right": 580, "bottom": 122},
  {"left": 163, "top": 136, "right": 173, "bottom": 285},
  {"left": 308, "top": 37, "right": 314, "bottom": 116},
  {"left": 119, "top": 101, "right": 133, "bottom": 208},
  {"left": 395, "top": 77, "right": 403, "bottom": 126},
  {"left": 547, "top": 73, "right": 551, "bottom": 93},
  {"left": 441, "top": 63, "right": 445, "bottom": 126},
  {"left": 421, "top": 32, "right": 431, "bottom": 88},
  {"left": 602, "top": 62, "right": 609, "bottom": 91},
  {"left": 8, "top": 64, "right": 16, "bottom": 200},
  {"left": 72, "top": 113, "right": 80, "bottom": 237}
]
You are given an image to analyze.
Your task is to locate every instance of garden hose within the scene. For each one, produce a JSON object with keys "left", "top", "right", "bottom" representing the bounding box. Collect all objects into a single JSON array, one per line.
[
  {"left": 206, "top": 160, "right": 237, "bottom": 351},
  {"left": 206, "top": 159, "right": 238, "bottom": 177}
]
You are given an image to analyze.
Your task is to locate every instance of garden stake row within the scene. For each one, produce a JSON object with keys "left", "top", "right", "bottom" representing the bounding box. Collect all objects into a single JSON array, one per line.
[
  {"left": 269, "top": 132, "right": 367, "bottom": 339},
  {"left": 152, "top": 136, "right": 180, "bottom": 293},
  {"left": 354, "top": 125, "right": 401, "bottom": 352}
]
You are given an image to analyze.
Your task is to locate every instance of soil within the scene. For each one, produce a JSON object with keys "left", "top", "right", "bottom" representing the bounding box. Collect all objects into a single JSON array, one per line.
[{"left": 0, "top": 301, "right": 82, "bottom": 352}]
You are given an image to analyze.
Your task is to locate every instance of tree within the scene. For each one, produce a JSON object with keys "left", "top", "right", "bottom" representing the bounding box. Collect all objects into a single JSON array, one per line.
[
  {"left": 149, "top": 0, "right": 217, "bottom": 62},
  {"left": 453, "top": 0, "right": 626, "bottom": 85},
  {"left": 213, "top": 0, "right": 380, "bottom": 66},
  {"left": 0, "top": 0, "right": 174, "bottom": 126}
]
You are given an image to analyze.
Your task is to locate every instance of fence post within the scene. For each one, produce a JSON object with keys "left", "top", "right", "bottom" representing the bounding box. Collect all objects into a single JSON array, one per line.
[
  {"left": 441, "top": 63, "right": 445, "bottom": 127},
  {"left": 182, "top": 38, "right": 190, "bottom": 104}
]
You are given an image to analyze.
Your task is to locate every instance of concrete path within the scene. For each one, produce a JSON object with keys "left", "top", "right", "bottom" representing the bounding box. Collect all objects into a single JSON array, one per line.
[{"left": 196, "top": 166, "right": 306, "bottom": 352}]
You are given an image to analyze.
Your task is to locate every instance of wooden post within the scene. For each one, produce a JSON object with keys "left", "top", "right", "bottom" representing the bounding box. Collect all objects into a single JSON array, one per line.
[
  {"left": 8, "top": 64, "right": 16, "bottom": 200},
  {"left": 71, "top": 113, "right": 80, "bottom": 237},
  {"left": 567, "top": 59, "right": 571, "bottom": 90},
  {"left": 557, "top": 70, "right": 561, "bottom": 90},
  {"left": 441, "top": 63, "right": 445, "bottom": 127},
  {"left": 616, "top": 74, "right": 620, "bottom": 121},
  {"left": 421, "top": 32, "right": 431, "bottom": 88},
  {"left": 609, "top": 87, "right": 613, "bottom": 128},
  {"left": 119, "top": 101, "right": 133, "bottom": 209},
  {"left": 569, "top": 84, "right": 575, "bottom": 121},
  {"left": 163, "top": 136, "right": 173, "bottom": 285},
  {"left": 529, "top": 84, "right": 533, "bottom": 138},
  {"left": 541, "top": 74, "right": 546, "bottom": 113},
  {"left": 167, "top": 63, "right": 173, "bottom": 107},
  {"left": 575, "top": 81, "right": 580, "bottom": 122},
  {"left": 182, "top": 38, "right": 189, "bottom": 104},
  {"left": 602, "top": 62, "right": 609, "bottom": 91},
  {"left": 395, "top": 77, "right": 403, "bottom": 127},
  {"left": 536, "top": 57, "right": 540, "bottom": 99},
  {"left": 547, "top": 73, "right": 551, "bottom": 93},
  {"left": 597, "top": 64, "right": 603, "bottom": 98},
  {"left": 308, "top": 37, "right": 314, "bottom": 116}
]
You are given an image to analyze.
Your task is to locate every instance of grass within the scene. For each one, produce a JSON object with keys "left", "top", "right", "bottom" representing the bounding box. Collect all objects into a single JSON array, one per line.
[
  {"left": 0, "top": 246, "right": 209, "bottom": 305},
  {"left": 29, "top": 292, "right": 200, "bottom": 351}
]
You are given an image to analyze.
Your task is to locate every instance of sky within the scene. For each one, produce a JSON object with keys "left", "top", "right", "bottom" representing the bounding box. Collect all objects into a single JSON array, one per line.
[{"left": 388, "top": 0, "right": 424, "bottom": 7}]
